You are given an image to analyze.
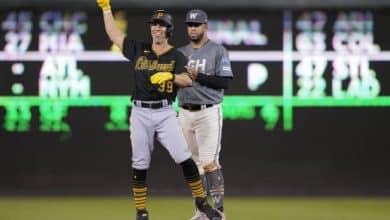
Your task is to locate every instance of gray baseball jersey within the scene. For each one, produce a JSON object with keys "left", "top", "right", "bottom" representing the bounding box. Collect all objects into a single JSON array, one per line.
[{"left": 178, "top": 40, "right": 233, "bottom": 105}]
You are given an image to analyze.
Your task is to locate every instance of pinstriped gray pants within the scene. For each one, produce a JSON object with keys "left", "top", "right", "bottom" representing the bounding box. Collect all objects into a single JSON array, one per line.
[{"left": 129, "top": 105, "right": 192, "bottom": 169}]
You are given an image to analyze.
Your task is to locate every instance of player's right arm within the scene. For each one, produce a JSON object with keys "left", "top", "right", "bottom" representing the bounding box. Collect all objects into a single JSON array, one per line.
[
  {"left": 97, "top": 0, "right": 125, "bottom": 50},
  {"left": 150, "top": 71, "right": 195, "bottom": 87}
]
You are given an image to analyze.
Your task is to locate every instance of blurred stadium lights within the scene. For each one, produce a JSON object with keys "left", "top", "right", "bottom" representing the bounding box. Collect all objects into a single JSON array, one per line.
[{"left": 1, "top": 0, "right": 390, "bottom": 8}]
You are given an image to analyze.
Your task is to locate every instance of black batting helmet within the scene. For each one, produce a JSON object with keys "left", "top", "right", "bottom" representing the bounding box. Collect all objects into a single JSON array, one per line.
[{"left": 148, "top": 9, "right": 174, "bottom": 37}]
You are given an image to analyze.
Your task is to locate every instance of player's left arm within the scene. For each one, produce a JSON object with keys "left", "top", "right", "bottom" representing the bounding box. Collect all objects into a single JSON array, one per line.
[
  {"left": 196, "top": 46, "right": 233, "bottom": 90},
  {"left": 172, "top": 50, "right": 195, "bottom": 87},
  {"left": 196, "top": 74, "right": 231, "bottom": 90},
  {"left": 149, "top": 50, "right": 195, "bottom": 87}
]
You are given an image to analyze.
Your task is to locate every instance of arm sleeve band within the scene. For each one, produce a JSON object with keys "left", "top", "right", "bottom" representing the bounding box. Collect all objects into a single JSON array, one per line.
[{"left": 196, "top": 73, "right": 231, "bottom": 90}]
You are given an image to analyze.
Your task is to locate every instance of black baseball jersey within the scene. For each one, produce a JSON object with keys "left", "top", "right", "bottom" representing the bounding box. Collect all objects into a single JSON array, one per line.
[{"left": 122, "top": 37, "right": 188, "bottom": 102}]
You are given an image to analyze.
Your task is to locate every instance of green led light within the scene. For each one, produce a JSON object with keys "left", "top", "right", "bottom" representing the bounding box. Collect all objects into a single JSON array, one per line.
[
  {"left": 1, "top": 95, "right": 390, "bottom": 132},
  {"left": 105, "top": 105, "right": 129, "bottom": 131},
  {"left": 3, "top": 101, "right": 31, "bottom": 131},
  {"left": 260, "top": 104, "right": 280, "bottom": 130}
]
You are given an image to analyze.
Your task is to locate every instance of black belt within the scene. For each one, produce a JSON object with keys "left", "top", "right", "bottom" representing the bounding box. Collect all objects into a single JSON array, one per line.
[
  {"left": 181, "top": 104, "right": 213, "bottom": 111},
  {"left": 133, "top": 100, "right": 172, "bottom": 109}
]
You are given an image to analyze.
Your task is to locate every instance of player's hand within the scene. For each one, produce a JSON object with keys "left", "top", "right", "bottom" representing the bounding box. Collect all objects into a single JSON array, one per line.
[
  {"left": 150, "top": 72, "right": 174, "bottom": 84},
  {"left": 185, "top": 65, "right": 198, "bottom": 80},
  {"left": 97, "top": 0, "right": 111, "bottom": 11}
]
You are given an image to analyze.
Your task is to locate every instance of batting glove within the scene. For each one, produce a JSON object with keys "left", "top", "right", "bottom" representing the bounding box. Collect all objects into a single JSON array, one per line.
[
  {"left": 97, "top": 0, "right": 111, "bottom": 11},
  {"left": 150, "top": 72, "right": 174, "bottom": 84}
]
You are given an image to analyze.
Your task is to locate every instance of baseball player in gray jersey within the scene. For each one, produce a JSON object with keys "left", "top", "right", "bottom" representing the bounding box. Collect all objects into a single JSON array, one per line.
[
  {"left": 97, "top": 1, "right": 222, "bottom": 220},
  {"left": 178, "top": 9, "right": 234, "bottom": 220}
]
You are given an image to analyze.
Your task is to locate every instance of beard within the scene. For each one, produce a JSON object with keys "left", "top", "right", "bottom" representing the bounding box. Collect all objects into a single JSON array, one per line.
[{"left": 189, "top": 32, "right": 204, "bottom": 44}]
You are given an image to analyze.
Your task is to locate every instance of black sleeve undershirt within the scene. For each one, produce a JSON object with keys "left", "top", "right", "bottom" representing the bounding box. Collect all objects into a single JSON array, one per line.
[{"left": 196, "top": 73, "right": 231, "bottom": 90}]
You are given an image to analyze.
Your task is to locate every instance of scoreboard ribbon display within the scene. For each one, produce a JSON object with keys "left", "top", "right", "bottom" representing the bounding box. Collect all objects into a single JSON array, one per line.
[{"left": 1, "top": 10, "right": 389, "bottom": 132}]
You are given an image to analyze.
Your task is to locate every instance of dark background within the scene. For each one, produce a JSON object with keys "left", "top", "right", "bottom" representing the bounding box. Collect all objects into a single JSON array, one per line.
[
  {"left": 0, "top": 8, "right": 390, "bottom": 196},
  {"left": 1, "top": 107, "right": 389, "bottom": 196}
]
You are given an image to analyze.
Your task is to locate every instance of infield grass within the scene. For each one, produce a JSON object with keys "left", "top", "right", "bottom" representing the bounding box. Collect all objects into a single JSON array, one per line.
[{"left": 0, "top": 196, "right": 389, "bottom": 220}]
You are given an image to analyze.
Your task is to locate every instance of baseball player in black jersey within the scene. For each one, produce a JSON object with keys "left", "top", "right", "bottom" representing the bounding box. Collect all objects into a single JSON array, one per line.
[
  {"left": 96, "top": 1, "right": 222, "bottom": 220},
  {"left": 178, "top": 9, "right": 233, "bottom": 220}
]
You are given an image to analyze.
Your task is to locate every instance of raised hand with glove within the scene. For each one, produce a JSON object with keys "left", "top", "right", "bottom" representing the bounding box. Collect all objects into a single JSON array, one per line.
[
  {"left": 96, "top": 0, "right": 125, "bottom": 50},
  {"left": 97, "top": 0, "right": 111, "bottom": 12}
]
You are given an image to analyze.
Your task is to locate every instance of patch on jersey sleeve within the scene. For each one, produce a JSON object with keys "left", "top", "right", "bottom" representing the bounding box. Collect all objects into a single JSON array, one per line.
[{"left": 221, "top": 57, "right": 232, "bottom": 71}]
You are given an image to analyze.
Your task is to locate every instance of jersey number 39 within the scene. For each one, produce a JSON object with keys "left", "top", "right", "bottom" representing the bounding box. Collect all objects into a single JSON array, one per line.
[{"left": 158, "top": 81, "right": 173, "bottom": 93}]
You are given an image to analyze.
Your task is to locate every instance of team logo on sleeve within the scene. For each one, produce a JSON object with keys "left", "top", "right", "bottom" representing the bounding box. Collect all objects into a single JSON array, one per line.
[{"left": 221, "top": 57, "right": 231, "bottom": 71}]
